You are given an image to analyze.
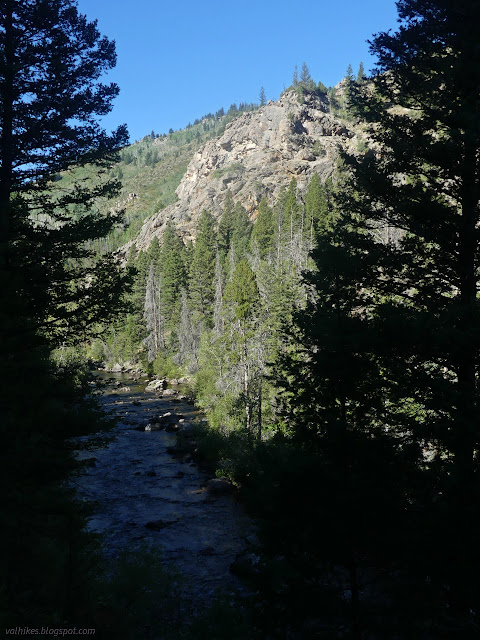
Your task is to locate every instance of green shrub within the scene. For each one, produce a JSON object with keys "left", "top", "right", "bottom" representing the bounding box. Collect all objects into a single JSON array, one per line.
[{"left": 152, "top": 351, "right": 183, "bottom": 378}]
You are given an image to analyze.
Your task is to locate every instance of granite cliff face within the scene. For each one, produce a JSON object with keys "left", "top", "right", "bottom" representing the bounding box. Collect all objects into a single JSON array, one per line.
[{"left": 128, "top": 89, "right": 358, "bottom": 251}]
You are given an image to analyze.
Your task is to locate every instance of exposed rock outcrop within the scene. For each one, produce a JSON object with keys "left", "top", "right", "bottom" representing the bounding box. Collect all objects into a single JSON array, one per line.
[{"left": 125, "top": 89, "right": 359, "bottom": 253}]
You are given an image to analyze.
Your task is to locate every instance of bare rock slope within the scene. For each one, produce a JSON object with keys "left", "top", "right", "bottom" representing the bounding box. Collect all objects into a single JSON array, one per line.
[{"left": 130, "top": 89, "right": 357, "bottom": 251}]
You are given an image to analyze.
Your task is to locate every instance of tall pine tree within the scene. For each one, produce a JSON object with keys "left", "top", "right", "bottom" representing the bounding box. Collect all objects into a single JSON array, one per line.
[
  {"left": 0, "top": 0, "right": 129, "bottom": 624},
  {"left": 189, "top": 210, "right": 216, "bottom": 320},
  {"left": 277, "top": 0, "right": 480, "bottom": 633}
]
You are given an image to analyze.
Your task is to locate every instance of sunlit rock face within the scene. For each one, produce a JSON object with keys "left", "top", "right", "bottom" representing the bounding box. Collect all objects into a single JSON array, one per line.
[{"left": 126, "top": 88, "right": 359, "bottom": 252}]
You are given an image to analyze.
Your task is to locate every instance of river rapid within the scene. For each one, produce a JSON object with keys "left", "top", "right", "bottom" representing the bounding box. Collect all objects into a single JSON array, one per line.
[{"left": 72, "top": 372, "right": 256, "bottom": 603}]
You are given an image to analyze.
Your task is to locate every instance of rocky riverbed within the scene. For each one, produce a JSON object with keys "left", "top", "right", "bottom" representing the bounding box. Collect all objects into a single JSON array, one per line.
[{"left": 72, "top": 372, "right": 257, "bottom": 603}]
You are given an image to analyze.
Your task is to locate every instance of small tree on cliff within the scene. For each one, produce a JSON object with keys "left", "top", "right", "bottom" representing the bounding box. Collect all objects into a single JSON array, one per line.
[{"left": 259, "top": 86, "right": 267, "bottom": 106}]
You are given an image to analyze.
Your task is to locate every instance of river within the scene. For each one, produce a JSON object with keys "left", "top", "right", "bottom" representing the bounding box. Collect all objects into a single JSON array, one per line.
[{"left": 72, "top": 371, "right": 256, "bottom": 603}]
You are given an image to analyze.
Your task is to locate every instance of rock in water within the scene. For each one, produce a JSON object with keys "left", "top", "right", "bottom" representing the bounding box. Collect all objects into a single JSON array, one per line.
[
  {"left": 206, "top": 477, "right": 235, "bottom": 496},
  {"left": 145, "top": 378, "right": 167, "bottom": 392}
]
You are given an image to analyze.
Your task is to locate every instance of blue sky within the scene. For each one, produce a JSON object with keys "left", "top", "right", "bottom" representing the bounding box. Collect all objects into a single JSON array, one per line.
[{"left": 75, "top": 0, "right": 399, "bottom": 143}]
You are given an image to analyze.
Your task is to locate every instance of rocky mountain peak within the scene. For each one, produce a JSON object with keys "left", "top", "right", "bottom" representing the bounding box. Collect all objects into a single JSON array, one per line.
[{"left": 128, "top": 88, "right": 357, "bottom": 252}]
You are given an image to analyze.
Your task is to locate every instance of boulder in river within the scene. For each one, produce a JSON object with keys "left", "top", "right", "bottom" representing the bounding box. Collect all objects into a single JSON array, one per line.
[
  {"left": 111, "top": 363, "right": 123, "bottom": 372},
  {"left": 206, "top": 477, "right": 235, "bottom": 496},
  {"left": 162, "top": 388, "right": 177, "bottom": 397},
  {"left": 145, "top": 378, "right": 167, "bottom": 392},
  {"left": 144, "top": 423, "right": 162, "bottom": 432}
]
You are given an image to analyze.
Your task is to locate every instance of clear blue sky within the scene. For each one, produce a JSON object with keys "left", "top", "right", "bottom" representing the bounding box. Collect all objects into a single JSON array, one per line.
[{"left": 75, "top": 0, "right": 399, "bottom": 143}]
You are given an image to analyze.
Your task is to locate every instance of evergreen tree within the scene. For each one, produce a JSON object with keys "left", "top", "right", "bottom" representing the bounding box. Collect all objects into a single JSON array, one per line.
[
  {"left": 345, "top": 63, "right": 354, "bottom": 82},
  {"left": 143, "top": 263, "right": 165, "bottom": 361},
  {"left": 251, "top": 197, "right": 274, "bottom": 259},
  {"left": 292, "top": 64, "right": 298, "bottom": 87},
  {"left": 281, "top": 178, "right": 301, "bottom": 248},
  {"left": 224, "top": 260, "right": 260, "bottom": 432},
  {"left": 189, "top": 210, "right": 216, "bottom": 320},
  {"left": 225, "top": 259, "right": 259, "bottom": 322},
  {"left": 0, "top": 0, "right": 128, "bottom": 624},
  {"left": 300, "top": 61, "right": 312, "bottom": 85},
  {"left": 231, "top": 201, "right": 252, "bottom": 262},
  {"left": 259, "top": 86, "right": 266, "bottom": 106},
  {"left": 217, "top": 190, "right": 235, "bottom": 261},
  {"left": 160, "top": 222, "right": 187, "bottom": 328},
  {"left": 213, "top": 251, "right": 225, "bottom": 335},
  {"left": 148, "top": 236, "right": 162, "bottom": 269},
  {"left": 304, "top": 174, "right": 331, "bottom": 244},
  {"left": 175, "top": 288, "right": 200, "bottom": 372},
  {"left": 356, "top": 61, "right": 365, "bottom": 83},
  {"left": 278, "top": 0, "right": 480, "bottom": 632},
  {"left": 0, "top": 0, "right": 127, "bottom": 268}
]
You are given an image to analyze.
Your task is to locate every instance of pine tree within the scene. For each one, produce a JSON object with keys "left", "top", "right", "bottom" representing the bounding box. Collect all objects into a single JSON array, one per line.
[
  {"left": 213, "top": 251, "right": 225, "bottom": 336},
  {"left": 0, "top": 0, "right": 128, "bottom": 623},
  {"left": 251, "top": 197, "right": 274, "bottom": 259},
  {"left": 224, "top": 260, "right": 260, "bottom": 432},
  {"left": 281, "top": 178, "right": 302, "bottom": 262},
  {"left": 356, "top": 61, "right": 365, "bottom": 84},
  {"left": 304, "top": 174, "right": 331, "bottom": 245},
  {"left": 0, "top": 0, "right": 129, "bottom": 343},
  {"left": 189, "top": 210, "right": 217, "bottom": 320},
  {"left": 259, "top": 86, "right": 267, "bottom": 106},
  {"left": 175, "top": 288, "right": 200, "bottom": 372},
  {"left": 148, "top": 236, "right": 162, "bottom": 268},
  {"left": 143, "top": 263, "right": 165, "bottom": 361},
  {"left": 300, "top": 61, "right": 312, "bottom": 86},
  {"left": 346, "top": 4, "right": 480, "bottom": 616},
  {"left": 160, "top": 222, "right": 187, "bottom": 328},
  {"left": 279, "top": 0, "right": 480, "bottom": 631},
  {"left": 217, "top": 190, "right": 235, "bottom": 262},
  {"left": 231, "top": 202, "right": 252, "bottom": 262},
  {"left": 292, "top": 64, "right": 298, "bottom": 87}
]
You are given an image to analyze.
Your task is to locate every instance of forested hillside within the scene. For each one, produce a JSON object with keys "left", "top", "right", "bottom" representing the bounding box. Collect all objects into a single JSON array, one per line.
[{"left": 52, "top": 102, "right": 258, "bottom": 254}]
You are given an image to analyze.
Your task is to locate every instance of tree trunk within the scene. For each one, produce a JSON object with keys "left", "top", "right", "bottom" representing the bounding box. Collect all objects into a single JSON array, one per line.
[
  {"left": 242, "top": 328, "right": 251, "bottom": 432},
  {"left": 257, "top": 377, "right": 262, "bottom": 441}
]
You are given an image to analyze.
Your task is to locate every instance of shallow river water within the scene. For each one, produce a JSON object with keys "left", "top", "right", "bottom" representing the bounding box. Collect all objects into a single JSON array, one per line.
[{"left": 73, "top": 372, "right": 256, "bottom": 601}]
